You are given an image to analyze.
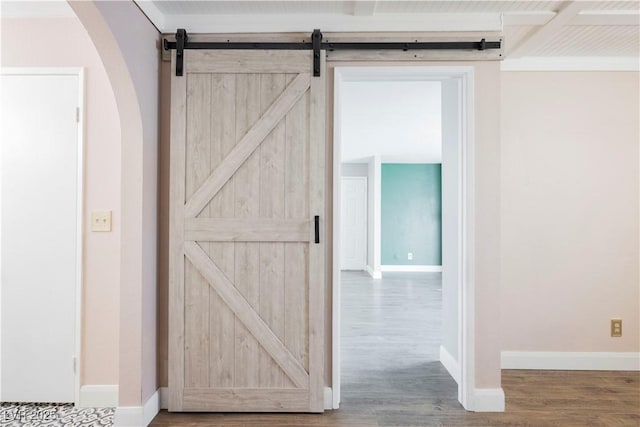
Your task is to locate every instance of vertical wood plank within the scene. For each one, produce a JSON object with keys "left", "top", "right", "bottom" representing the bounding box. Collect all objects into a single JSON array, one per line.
[
  {"left": 258, "top": 244, "right": 285, "bottom": 386},
  {"left": 234, "top": 73, "right": 261, "bottom": 388},
  {"left": 258, "top": 74, "right": 287, "bottom": 387},
  {"left": 284, "top": 74, "right": 309, "bottom": 220},
  {"left": 284, "top": 243, "right": 309, "bottom": 377},
  {"left": 284, "top": 73, "right": 310, "bottom": 388},
  {"left": 184, "top": 73, "right": 212, "bottom": 388},
  {"left": 208, "top": 74, "right": 236, "bottom": 388},
  {"left": 308, "top": 56, "right": 326, "bottom": 412},
  {"left": 168, "top": 51, "right": 187, "bottom": 411}
]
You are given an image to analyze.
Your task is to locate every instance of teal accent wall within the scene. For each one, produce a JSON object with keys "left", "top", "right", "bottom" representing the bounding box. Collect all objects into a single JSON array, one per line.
[{"left": 381, "top": 163, "right": 442, "bottom": 265}]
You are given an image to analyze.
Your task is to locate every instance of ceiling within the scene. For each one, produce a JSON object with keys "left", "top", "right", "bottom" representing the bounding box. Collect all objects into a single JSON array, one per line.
[
  {"left": 1, "top": 1, "right": 638, "bottom": 59},
  {"left": 340, "top": 80, "right": 442, "bottom": 163},
  {"left": 133, "top": 0, "right": 639, "bottom": 59}
]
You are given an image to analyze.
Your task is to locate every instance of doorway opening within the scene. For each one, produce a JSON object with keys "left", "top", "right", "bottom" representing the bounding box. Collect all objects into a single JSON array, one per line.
[{"left": 331, "top": 66, "right": 475, "bottom": 410}]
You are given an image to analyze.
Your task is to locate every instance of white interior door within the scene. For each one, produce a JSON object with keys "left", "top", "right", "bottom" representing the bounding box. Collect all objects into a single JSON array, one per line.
[
  {"left": 1, "top": 72, "right": 80, "bottom": 402},
  {"left": 340, "top": 177, "right": 367, "bottom": 270}
]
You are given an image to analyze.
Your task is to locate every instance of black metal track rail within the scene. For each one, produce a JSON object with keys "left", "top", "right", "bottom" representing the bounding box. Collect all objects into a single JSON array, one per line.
[{"left": 164, "top": 28, "right": 501, "bottom": 76}]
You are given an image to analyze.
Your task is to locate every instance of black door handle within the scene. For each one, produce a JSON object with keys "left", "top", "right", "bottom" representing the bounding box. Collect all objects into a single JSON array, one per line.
[{"left": 314, "top": 215, "right": 320, "bottom": 244}]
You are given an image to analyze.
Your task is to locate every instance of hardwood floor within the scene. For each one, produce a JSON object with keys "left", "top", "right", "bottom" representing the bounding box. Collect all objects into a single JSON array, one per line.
[{"left": 151, "top": 271, "right": 640, "bottom": 426}]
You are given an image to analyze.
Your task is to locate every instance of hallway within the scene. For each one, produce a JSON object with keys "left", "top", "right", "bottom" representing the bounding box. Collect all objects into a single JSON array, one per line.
[{"left": 340, "top": 271, "right": 457, "bottom": 404}]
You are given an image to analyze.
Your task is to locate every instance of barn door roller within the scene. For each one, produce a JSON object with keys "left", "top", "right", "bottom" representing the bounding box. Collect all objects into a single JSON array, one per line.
[
  {"left": 174, "top": 28, "right": 187, "bottom": 76},
  {"left": 312, "top": 29, "right": 322, "bottom": 77},
  {"left": 164, "top": 28, "right": 502, "bottom": 77}
]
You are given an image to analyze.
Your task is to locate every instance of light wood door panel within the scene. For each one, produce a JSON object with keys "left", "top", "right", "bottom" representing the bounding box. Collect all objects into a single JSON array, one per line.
[{"left": 169, "top": 50, "right": 325, "bottom": 412}]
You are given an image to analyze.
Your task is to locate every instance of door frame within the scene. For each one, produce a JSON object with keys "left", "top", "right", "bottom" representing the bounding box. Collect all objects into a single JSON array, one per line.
[
  {"left": 340, "top": 176, "right": 367, "bottom": 271},
  {"left": 0, "top": 67, "right": 85, "bottom": 406},
  {"left": 330, "top": 65, "right": 475, "bottom": 410}
]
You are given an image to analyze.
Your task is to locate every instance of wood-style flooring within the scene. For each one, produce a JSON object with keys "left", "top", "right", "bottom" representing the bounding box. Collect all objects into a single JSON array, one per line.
[{"left": 151, "top": 271, "right": 640, "bottom": 426}]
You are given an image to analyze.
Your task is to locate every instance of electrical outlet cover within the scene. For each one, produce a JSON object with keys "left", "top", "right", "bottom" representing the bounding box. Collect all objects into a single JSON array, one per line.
[{"left": 611, "top": 319, "right": 622, "bottom": 337}]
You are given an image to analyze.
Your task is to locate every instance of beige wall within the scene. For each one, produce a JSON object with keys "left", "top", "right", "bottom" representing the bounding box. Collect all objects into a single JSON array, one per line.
[
  {"left": 501, "top": 71, "right": 640, "bottom": 353},
  {"left": 93, "top": 0, "right": 160, "bottom": 403},
  {"left": 70, "top": 0, "right": 160, "bottom": 405},
  {"left": 1, "top": 17, "right": 121, "bottom": 386},
  {"left": 472, "top": 62, "right": 502, "bottom": 388}
]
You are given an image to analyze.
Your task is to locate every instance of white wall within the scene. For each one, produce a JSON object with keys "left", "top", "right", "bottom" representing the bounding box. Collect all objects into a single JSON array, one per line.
[
  {"left": 501, "top": 71, "right": 639, "bottom": 354},
  {"left": 341, "top": 163, "right": 368, "bottom": 177},
  {"left": 367, "top": 156, "right": 382, "bottom": 278},
  {"left": 441, "top": 79, "right": 461, "bottom": 363}
]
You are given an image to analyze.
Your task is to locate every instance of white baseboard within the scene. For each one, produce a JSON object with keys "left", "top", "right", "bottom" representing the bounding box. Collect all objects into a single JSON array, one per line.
[
  {"left": 380, "top": 265, "right": 442, "bottom": 273},
  {"left": 159, "top": 387, "right": 168, "bottom": 410},
  {"left": 365, "top": 265, "right": 382, "bottom": 279},
  {"left": 473, "top": 388, "right": 505, "bottom": 412},
  {"left": 114, "top": 389, "right": 159, "bottom": 427},
  {"left": 78, "top": 385, "right": 118, "bottom": 408},
  {"left": 501, "top": 351, "right": 640, "bottom": 371},
  {"left": 439, "top": 345, "right": 460, "bottom": 384}
]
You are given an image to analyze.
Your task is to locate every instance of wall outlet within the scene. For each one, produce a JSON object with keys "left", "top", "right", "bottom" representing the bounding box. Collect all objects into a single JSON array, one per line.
[
  {"left": 611, "top": 319, "right": 622, "bottom": 337},
  {"left": 408, "top": 252, "right": 413, "bottom": 261},
  {"left": 91, "top": 210, "right": 112, "bottom": 232}
]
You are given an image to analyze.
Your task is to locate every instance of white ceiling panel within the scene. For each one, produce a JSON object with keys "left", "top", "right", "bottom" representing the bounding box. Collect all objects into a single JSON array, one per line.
[
  {"left": 149, "top": 0, "right": 640, "bottom": 17},
  {"left": 529, "top": 24, "right": 640, "bottom": 56},
  {"left": 504, "top": 25, "right": 537, "bottom": 54},
  {"left": 586, "top": 1, "right": 640, "bottom": 10},
  {"left": 375, "top": 1, "right": 564, "bottom": 14},
  {"left": 153, "top": 1, "right": 352, "bottom": 15}
]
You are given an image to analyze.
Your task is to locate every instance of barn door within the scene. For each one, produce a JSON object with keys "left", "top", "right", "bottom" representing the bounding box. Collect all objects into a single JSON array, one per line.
[{"left": 169, "top": 50, "right": 325, "bottom": 412}]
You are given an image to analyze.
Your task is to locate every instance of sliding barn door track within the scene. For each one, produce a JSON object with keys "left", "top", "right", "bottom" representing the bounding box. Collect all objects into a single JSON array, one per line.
[{"left": 164, "top": 28, "right": 502, "bottom": 77}]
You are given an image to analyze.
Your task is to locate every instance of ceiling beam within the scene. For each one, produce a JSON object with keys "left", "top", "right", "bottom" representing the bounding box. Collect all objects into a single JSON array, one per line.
[
  {"left": 503, "top": 11, "right": 556, "bottom": 27},
  {"left": 508, "top": 1, "right": 588, "bottom": 58},
  {"left": 351, "top": 1, "right": 377, "bottom": 16},
  {"left": 134, "top": 0, "right": 166, "bottom": 30},
  {"left": 570, "top": 10, "right": 640, "bottom": 26}
]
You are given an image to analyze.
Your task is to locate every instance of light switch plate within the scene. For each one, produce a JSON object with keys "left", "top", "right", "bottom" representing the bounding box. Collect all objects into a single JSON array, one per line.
[{"left": 91, "top": 211, "right": 112, "bottom": 232}]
